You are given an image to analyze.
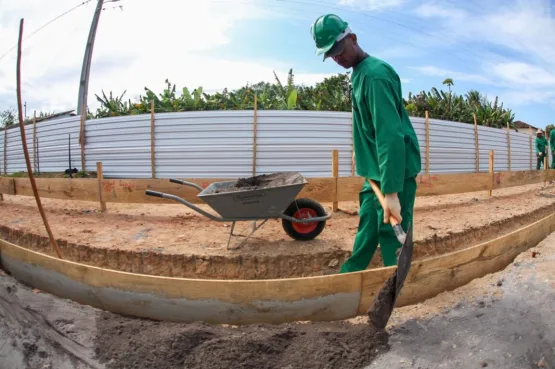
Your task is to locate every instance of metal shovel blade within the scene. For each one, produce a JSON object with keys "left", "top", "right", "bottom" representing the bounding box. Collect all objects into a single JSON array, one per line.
[{"left": 367, "top": 224, "right": 414, "bottom": 330}]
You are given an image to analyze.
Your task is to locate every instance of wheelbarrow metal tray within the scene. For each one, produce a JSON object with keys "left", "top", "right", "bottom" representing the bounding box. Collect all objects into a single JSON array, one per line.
[{"left": 197, "top": 172, "right": 308, "bottom": 219}]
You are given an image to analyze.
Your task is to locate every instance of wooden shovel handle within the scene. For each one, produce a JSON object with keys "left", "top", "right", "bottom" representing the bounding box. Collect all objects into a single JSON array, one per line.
[{"left": 366, "top": 178, "right": 400, "bottom": 227}]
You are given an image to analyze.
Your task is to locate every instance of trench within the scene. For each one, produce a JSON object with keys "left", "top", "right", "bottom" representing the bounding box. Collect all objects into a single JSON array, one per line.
[{"left": 1, "top": 199, "right": 555, "bottom": 280}]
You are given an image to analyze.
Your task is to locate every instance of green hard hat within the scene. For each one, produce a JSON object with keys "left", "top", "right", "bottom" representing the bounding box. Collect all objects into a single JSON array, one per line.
[{"left": 310, "top": 14, "right": 351, "bottom": 59}]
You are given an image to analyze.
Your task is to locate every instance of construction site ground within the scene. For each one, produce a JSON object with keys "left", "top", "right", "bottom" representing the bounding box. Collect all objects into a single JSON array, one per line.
[
  {"left": 1, "top": 216, "right": 553, "bottom": 369},
  {"left": 1, "top": 182, "right": 555, "bottom": 279}
]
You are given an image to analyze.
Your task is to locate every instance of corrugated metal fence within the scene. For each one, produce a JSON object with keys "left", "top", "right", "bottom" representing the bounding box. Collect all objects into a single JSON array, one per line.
[{"left": 0, "top": 111, "right": 549, "bottom": 178}]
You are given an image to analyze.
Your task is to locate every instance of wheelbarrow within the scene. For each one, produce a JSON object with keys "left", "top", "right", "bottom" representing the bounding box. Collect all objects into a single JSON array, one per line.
[{"left": 145, "top": 172, "right": 332, "bottom": 249}]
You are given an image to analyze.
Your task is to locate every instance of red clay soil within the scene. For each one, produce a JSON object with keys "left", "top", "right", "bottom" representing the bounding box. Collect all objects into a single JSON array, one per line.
[{"left": 1, "top": 182, "right": 554, "bottom": 279}]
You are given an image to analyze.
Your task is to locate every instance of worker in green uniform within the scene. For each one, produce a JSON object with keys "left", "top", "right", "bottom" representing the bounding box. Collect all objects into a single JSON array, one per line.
[
  {"left": 536, "top": 129, "right": 548, "bottom": 170},
  {"left": 549, "top": 128, "right": 555, "bottom": 169},
  {"left": 310, "top": 14, "right": 421, "bottom": 272}
]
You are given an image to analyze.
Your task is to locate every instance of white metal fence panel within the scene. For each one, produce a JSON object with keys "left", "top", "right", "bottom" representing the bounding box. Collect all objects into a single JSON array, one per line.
[
  {"left": 2, "top": 117, "right": 80, "bottom": 174},
  {"left": 429, "top": 118, "right": 476, "bottom": 174},
  {"left": 478, "top": 125, "right": 509, "bottom": 172},
  {"left": 0, "top": 111, "right": 548, "bottom": 178},
  {"left": 154, "top": 111, "right": 254, "bottom": 179},
  {"left": 410, "top": 117, "right": 426, "bottom": 175},
  {"left": 35, "top": 117, "right": 81, "bottom": 174},
  {"left": 84, "top": 114, "right": 152, "bottom": 178},
  {"left": 510, "top": 131, "right": 533, "bottom": 171},
  {"left": 256, "top": 111, "right": 352, "bottom": 177}
]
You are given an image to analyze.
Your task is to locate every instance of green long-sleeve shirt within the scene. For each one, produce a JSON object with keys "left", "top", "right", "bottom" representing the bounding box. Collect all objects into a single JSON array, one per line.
[
  {"left": 550, "top": 130, "right": 555, "bottom": 152},
  {"left": 351, "top": 55, "right": 421, "bottom": 194},
  {"left": 536, "top": 136, "right": 548, "bottom": 154}
]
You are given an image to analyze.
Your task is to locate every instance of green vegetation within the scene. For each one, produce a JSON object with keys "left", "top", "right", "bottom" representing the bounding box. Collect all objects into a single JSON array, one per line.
[{"left": 1, "top": 69, "right": 516, "bottom": 129}]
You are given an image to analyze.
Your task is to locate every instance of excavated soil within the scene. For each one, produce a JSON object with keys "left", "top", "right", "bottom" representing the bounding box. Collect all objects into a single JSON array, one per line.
[
  {"left": 208, "top": 172, "right": 304, "bottom": 194},
  {"left": 1, "top": 182, "right": 554, "bottom": 279}
]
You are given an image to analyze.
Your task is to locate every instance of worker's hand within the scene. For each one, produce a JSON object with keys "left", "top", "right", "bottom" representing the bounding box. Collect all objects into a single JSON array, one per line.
[{"left": 384, "top": 193, "right": 402, "bottom": 224}]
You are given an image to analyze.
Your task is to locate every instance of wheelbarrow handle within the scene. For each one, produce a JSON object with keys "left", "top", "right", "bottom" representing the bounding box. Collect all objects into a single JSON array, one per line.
[
  {"left": 145, "top": 190, "right": 164, "bottom": 198},
  {"left": 169, "top": 178, "right": 204, "bottom": 192}
]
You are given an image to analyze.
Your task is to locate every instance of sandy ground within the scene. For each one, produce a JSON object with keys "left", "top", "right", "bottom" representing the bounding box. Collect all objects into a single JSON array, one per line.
[
  {"left": 0, "top": 183, "right": 553, "bottom": 259},
  {"left": 1, "top": 226, "right": 554, "bottom": 368}
]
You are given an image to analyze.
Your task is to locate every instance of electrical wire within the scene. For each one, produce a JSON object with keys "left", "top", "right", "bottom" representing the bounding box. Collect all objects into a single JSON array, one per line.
[{"left": 0, "top": 0, "right": 93, "bottom": 63}]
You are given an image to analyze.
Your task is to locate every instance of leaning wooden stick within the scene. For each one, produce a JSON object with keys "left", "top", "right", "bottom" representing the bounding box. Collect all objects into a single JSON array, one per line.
[{"left": 15, "top": 18, "right": 62, "bottom": 259}]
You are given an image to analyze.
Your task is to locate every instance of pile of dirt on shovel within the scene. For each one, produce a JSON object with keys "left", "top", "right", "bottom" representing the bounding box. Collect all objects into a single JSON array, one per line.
[{"left": 210, "top": 172, "right": 305, "bottom": 194}]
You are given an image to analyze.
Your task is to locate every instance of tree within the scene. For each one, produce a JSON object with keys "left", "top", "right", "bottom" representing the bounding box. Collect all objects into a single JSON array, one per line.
[{"left": 0, "top": 108, "right": 16, "bottom": 128}]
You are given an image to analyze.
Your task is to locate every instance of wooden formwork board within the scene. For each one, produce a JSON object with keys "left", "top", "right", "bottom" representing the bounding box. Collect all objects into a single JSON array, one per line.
[{"left": 1, "top": 170, "right": 554, "bottom": 205}]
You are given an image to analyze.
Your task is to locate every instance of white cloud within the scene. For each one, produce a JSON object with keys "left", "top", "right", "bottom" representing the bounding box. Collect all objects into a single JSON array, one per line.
[
  {"left": 410, "top": 66, "right": 492, "bottom": 85},
  {"left": 0, "top": 0, "right": 331, "bottom": 114},
  {"left": 410, "top": 0, "right": 555, "bottom": 108}
]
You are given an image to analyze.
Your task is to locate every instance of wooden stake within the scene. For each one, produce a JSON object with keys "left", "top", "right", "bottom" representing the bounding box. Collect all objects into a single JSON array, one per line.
[
  {"left": 96, "top": 162, "right": 106, "bottom": 212},
  {"left": 351, "top": 151, "right": 355, "bottom": 176},
  {"left": 253, "top": 94, "right": 258, "bottom": 176},
  {"left": 15, "top": 18, "right": 62, "bottom": 259},
  {"left": 3, "top": 125, "right": 7, "bottom": 175},
  {"left": 545, "top": 155, "right": 548, "bottom": 186},
  {"left": 33, "top": 110, "right": 36, "bottom": 172},
  {"left": 489, "top": 150, "right": 494, "bottom": 197},
  {"left": 506, "top": 122, "right": 511, "bottom": 171},
  {"left": 332, "top": 149, "right": 339, "bottom": 212},
  {"left": 473, "top": 113, "right": 480, "bottom": 172},
  {"left": 150, "top": 100, "right": 156, "bottom": 179},
  {"left": 425, "top": 110, "right": 430, "bottom": 174},
  {"left": 530, "top": 133, "right": 533, "bottom": 170}
]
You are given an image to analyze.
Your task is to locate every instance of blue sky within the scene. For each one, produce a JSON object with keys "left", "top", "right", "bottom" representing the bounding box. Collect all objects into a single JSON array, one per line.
[{"left": 0, "top": 0, "right": 554, "bottom": 128}]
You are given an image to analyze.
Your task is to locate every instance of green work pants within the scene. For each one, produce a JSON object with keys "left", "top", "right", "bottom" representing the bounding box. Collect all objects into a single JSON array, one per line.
[
  {"left": 339, "top": 177, "right": 417, "bottom": 273},
  {"left": 551, "top": 151, "right": 555, "bottom": 169}
]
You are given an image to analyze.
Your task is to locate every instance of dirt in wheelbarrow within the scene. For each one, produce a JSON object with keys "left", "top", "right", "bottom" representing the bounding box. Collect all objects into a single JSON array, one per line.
[{"left": 208, "top": 172, "right": 304, "bottom": 194}]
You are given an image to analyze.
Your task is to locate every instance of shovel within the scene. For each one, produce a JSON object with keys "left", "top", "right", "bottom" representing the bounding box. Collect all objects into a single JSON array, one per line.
[{"left": 365, "top": 178, "right": 414, "bottom": 329}]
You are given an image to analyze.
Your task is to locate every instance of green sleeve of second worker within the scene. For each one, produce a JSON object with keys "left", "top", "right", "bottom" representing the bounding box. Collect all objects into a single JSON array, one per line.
[
  {"left": 550, "top": 131, "right": 555, "bottom": 148},
  {"left": 367, "top": 78, "right": 406, "bottom": 194}
]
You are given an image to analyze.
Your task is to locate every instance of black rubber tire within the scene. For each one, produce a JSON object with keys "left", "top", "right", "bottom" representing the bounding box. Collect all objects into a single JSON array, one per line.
[{"left": 281, "top": 198, "right": 327, "bottom": 241}]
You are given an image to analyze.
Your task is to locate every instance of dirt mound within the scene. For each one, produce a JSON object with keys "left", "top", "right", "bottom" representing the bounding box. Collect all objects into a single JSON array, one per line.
[
  {"left": 94, "top": 313, "right": 389, "bottom": 369},
  {"left": 209, "top": 172, "right": 305, "bottom": 194}
]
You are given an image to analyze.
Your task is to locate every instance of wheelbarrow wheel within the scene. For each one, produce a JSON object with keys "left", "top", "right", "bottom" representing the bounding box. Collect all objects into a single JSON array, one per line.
[{"left": 282, "top": 198, "right": 327, "bottom": 241}]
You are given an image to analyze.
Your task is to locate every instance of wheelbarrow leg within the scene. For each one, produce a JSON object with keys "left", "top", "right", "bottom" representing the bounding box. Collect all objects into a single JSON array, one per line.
[{"left": 226, "top": 219, "right": 269, "bottom": 250}]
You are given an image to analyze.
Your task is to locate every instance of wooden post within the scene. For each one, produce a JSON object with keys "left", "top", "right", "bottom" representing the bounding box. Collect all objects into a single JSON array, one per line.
[
  {"left": 252, "top": 95, "right": 258, "bottom": 176},
  {"left": 32, "top": 110, "right": 36, "bottom": 172},
  {"left": 473, "top": 113, "right": 480, "bottom": 172},
  {"left": 425, "top": 110, "right": 430, "bottom": 174},
  {"left": 332, "top": 149, "right": 339, "bottom": 212},
  {"left": 15, "top": 18, "right": 62, "bottom": 259},
  {"left": 2, "top": 125, "right": 6, "bottom": 175},
  {"left": 96, "top": 162, "right": 106, "bottom": 212},
  {"left": 351, "top": 151, "right": 355, "bottom": 176},
  {"left": 79, "top": 103, "right": 86, "bottom": 172},
  {"left": 530, "top": 133, "right": 533, "bottom": 170},
  {"left": 489, "top": 150, "right": 494, "bottom": 197},
  {"left": 544, "top": 155, "right": 548, "bottom": 186},
  {"left": 150, "top": 100, "right": 156, "bottom": 179},
  {"left": 506, "top": 122, "right": 511, "bottom": 171}
]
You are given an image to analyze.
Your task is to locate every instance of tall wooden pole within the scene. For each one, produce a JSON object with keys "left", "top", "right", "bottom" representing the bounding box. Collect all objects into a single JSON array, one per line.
[
  {"left": 332, "top": 149, "right": 339, "bottom": 212},
  {"left": 15, "top": 19, "right": 62, "bottom": 259},
  {"left": 489, "top": 150, "right": 494, "bottom": 197},
  {"left": 150, "top": 100, "right": 156, "bottom": 178},
  {"left": 425, "top": 110, "right": 430, "bottom": 174},
  {"left": 473, "top": 113, "right": 480, "bottom": 172},
  {"left": 32, "top": 110, "right": 36, "bottom": 172},
  {"left": 506, "top": 122, "right": 511, "bottom": 171},
  {"left": 252, "top": 95, "right": 258, "bottom": 176}
]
